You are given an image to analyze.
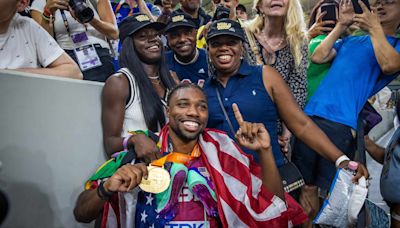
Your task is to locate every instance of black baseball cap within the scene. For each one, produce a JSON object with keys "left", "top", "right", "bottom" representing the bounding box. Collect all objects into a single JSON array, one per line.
[
  {"left": 119, "top": 13, "right": 166, "bottom": 42},
  {"left": 206, "top": 19, "right": 245, "bottom": 42},
  {"left": 164, "top": 13, "right": 197, "bottom": 33}
]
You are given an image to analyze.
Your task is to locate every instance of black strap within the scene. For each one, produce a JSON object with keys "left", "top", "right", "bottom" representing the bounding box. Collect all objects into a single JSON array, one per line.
[{"left": 215, "top": 87, "right": 236, "bottom": 138}]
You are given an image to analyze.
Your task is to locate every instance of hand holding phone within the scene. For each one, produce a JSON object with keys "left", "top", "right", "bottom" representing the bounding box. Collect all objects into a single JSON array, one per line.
[
  {"left": 351, "top": 0, "right": 370, "bottom": 14},
  {"left": 321, "top": 3, "right": 337, "bottom": 28}
]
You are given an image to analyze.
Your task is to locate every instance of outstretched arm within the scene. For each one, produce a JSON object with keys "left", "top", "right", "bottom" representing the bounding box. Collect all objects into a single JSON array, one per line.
[
  {"left": 262, "top": 66, "right": 369, "bottom": 180},
  {"left": 232, "top": 104, "right": 285, "bottom": 200},
  {"left": 17, "top": 53, "right": 83, "bottom": 79}
]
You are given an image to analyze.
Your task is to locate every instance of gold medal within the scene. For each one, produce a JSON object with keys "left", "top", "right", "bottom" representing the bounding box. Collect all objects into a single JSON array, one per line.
[{"left": 139, "top": 165, "right": 171, "bottom": 194}]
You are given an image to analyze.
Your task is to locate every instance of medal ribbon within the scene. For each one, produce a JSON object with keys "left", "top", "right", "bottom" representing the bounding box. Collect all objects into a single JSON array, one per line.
[{"left": 151, "top": 144, "right": 201, "bottom": 167}]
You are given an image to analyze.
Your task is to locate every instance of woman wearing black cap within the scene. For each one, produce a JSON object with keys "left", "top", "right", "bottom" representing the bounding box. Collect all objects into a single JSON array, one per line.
[
  {"left": 203, "top": 18, "right": 368, "bottom": 189},
  {"left": 101, "top": 13, "right": 177, "bottom": 161}
]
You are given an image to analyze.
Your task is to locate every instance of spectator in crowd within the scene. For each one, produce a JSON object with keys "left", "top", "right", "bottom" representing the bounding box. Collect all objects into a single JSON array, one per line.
[
  {"left": 112, "top": 0, "right": 160, "bottom": 24},
  {"left": 101, "top": 13, "right": 177, "bottom": 159},
  {"left": 203, "top": 19, "right": 368, "bottom": 180},
  {"left": 293, "top": 0, "right": 400, "bottom": 222},
  {"left": 110, "top": 0, "right": 161, "bottom": 70},
  {"left": 245, "top": 0, "right": 309, "bottom": 153},
  {"left": 74, "top": 83, "right": 307, "bottom": 227},
  {"left": 306, "top": 0, "right": 338, "bottom": 102},
  {"left": 365, "top": 99, "right": 400, "bottom": 227},
  {"left": 165, "top": 13, "right": 209, "bottom": 85},
  {"left": 236, "top": 3, "right": 248, "bottom": 21},
  {"left": 174, "top": 0, "right": 211, "bottom": 28},
  {"left": 30, "top": 0, "right": 118, "bottom": 82},
  {"left": 0, "top": 0, "right": 82, "bottom": 79}
]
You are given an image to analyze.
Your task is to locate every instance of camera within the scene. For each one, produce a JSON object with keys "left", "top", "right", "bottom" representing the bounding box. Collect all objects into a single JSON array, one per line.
[
  {"left": 212, "top": 5, "right": 230, "bottom": 21},
  {"left": 69, "top": 0, "right": 94, "bottom": 23}
]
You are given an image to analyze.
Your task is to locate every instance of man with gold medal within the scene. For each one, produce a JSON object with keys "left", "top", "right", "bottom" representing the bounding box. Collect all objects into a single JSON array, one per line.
[{"left": 74, "top": 83, "right": 307, "bottom": 227}]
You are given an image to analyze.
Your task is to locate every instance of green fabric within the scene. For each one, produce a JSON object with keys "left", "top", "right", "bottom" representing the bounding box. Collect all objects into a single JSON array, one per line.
[
  {"left": 306, "top": 34, "right": 331, "bottom": 103},
  {"left": 88, "top": 151, "right": 128, "bottom": 181}
]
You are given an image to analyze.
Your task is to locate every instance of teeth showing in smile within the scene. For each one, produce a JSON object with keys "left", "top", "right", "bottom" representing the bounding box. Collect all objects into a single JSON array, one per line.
[
  {"left": 218, "top": 55, "right": 231, "bottom": 61},
  {"left": 183, "top": 121, "right": 199, "bottom": 131},
  {"left": 148, "top": 45, "right": 159, "bottom": 50}
]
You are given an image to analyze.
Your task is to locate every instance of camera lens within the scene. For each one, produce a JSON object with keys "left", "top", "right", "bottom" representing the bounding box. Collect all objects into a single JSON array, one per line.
[{"left": 69, "top": 0, "right": 94, "bottom": 23}]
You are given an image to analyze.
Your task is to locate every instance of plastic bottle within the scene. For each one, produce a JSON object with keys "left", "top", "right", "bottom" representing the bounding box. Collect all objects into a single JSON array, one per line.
[{"left": 346, "top": 161, "right": 358, "bottom": 176}]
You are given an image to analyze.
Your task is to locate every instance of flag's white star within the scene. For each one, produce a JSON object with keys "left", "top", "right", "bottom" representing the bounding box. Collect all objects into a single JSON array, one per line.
[
  {"left": 145, "top": 194, "right": 154, "bottom": 205},
  {"left": 140, "top": 210, "right": 148, "bottom": 223},
  {"left": 149, "top": 224, "right": 155, "bottom": 228}
]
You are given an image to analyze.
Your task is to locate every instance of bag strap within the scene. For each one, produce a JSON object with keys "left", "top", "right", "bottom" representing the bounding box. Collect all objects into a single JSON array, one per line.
[
  {"left": 238, "top": 20, "right": 263, "bottom": 65},
  {"left": 215, "top": 87, "right": 237, "bottom": 138}
]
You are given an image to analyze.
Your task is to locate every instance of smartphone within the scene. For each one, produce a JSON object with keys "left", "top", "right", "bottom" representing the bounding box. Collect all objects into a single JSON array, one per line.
[
  {"left": 321, "top": 3, "right": 337, "bottom": 28},
  {"left": 351, "top": 0, "right": 371, "bottom": 14}
]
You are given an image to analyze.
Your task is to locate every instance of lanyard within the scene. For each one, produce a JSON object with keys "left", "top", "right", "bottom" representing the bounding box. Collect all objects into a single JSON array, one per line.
[
  {"left": 151, "top": 144, "right": 201, "bottom": 167},
  {"left": 60, "top": 10, "right": 88, "bottom": 37}
]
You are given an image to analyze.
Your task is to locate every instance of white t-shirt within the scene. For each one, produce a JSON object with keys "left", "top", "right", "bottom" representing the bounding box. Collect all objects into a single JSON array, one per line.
[
  {"left": 31, "top": 0, "right": 109, "bottom": 50},
  {"left": 0, "top": 14, "right": 64, "bottom": 69}
]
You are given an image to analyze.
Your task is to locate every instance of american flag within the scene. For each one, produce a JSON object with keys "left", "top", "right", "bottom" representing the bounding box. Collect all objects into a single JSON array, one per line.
[
  {"left": 159, "top": 126, "right": 308, "bottom": 227},
  {"left": 100, "top": 126, "right": 307, "bottom": 227}
]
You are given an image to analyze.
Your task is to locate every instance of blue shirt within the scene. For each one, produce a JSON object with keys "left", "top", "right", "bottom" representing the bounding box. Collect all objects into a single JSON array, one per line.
[
  {"left": 204, "top": 61, "right": 284, "bottom": 166},
  {"left": 305, "top": 35, "right": 399, "bottom": 129},
  {"left": 166, "top": 48, "right": 209, "bottom": 85}
]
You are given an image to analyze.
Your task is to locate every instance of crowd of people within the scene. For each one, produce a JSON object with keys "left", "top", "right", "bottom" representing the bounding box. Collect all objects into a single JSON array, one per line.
[{"left": 1, "top": 0, "right": 400, "bottom": 226}]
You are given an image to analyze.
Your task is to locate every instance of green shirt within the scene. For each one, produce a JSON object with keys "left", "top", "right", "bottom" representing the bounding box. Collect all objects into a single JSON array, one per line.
[{"left": 306, "top": 34, "right": 331, "bottom": 103}]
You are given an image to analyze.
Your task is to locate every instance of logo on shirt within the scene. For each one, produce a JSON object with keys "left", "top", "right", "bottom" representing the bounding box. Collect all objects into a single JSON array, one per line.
[
  {"left": 252, "top": 89, "right": 256, "bottom": 96},
  {"left": 198, "top": 68, "right": 205, "bottom": 74}
]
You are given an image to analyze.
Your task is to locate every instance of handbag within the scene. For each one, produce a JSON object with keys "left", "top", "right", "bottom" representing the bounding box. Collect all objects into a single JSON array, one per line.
[
  {"left": 215, "top": 88, "right": 304, "bottom": 193},
  {"left": 362, "top": 102, "right": 382, "bottom": 135}
]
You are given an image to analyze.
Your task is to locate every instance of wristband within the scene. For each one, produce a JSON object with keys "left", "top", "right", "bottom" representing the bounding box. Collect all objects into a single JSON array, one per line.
[
  {"left": 97, "top": 181, "right": 113, "bottom": 200},
  {"left": 335, "top": 155, "right": 350, "bottom": 168}
]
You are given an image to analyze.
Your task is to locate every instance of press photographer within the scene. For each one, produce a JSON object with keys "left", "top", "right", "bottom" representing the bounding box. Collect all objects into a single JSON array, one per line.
[{"left": 31, "top": 0, "right": 118, "bottom": 82}]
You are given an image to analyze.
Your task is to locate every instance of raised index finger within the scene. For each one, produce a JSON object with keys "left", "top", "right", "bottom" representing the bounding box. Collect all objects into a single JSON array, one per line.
[{"left": 232, "top": 103, "right": 244, "bottom": 125}]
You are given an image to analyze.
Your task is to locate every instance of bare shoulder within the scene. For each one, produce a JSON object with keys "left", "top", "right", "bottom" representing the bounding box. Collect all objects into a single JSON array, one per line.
[{"left": 102, "top": 72, "right": 130, "bottom": 101}]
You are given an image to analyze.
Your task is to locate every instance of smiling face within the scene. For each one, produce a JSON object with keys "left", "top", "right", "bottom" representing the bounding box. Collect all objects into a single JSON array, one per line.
[
  {"left": 258, "top": 0, "right": 289, "bottom": 17},
  {"left": 208, "top": 35, "right": 243, "bottom": 78},
  {"left": 167, "top": 87, "right": 208, "bottom": 142},
  {"left": 167, "top": 27, "right": 197, "bottom": 61},
  {"left": 132, "top": 27, "right": 162, "bottom": 64}
]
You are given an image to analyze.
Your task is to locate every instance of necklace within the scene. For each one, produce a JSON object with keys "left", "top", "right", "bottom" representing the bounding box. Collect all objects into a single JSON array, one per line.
[
  {"left": 259, "top": 31, "right": 285, "bottom": 51},
  {"left": 174, "top": 48, "right": 199, "bottom": 65}
]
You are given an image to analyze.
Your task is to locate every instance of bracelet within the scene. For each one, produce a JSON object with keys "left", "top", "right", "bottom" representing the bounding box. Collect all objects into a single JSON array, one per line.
[
  {"left": 335, "top": 155, "right": 350, "bottom": 168},
  {"left": 123, "top": 135, "right": 134, "bottom": 151},
  {"left": 43, "top": 6, "right": 52, "bottom": 17},
  {"left": 41, "top": 13, "right": 54, "bottom": 22},
  {"left": 123, "top": 130, "right": 149, "bottom": 151},
  {"left": 97, "top": 181, "right": 113, "bottom": 200}
]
